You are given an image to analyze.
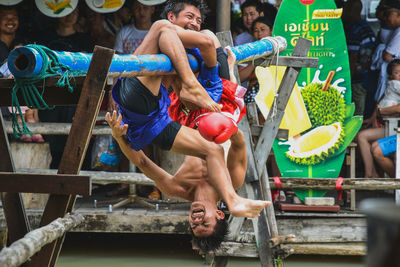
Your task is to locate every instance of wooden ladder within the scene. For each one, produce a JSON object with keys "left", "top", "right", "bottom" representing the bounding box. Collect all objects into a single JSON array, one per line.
[{"left": 208, "top": 33, "right": 314, "bottom": 267}]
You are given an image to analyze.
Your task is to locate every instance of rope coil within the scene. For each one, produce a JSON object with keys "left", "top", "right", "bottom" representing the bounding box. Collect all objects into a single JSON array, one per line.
[{"left": 10, "top": 44, "right": 86, "bottom": 137}]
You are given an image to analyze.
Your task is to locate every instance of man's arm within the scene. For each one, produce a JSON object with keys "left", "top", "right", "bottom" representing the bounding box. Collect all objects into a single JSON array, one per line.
[
  {"left": 105, "top": 111, "right": 185, "bottom": 197},
  {"left": 378, "top": 103, "right": 400, "bottom": 115},
  {"left": 383, "top": 50, "right": 394, "bottom": 62}
]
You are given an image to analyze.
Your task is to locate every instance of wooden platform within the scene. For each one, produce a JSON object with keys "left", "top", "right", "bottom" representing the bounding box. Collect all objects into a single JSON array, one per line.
[{"left": 0, "top": 198, "right": 367, "bottom": 256}]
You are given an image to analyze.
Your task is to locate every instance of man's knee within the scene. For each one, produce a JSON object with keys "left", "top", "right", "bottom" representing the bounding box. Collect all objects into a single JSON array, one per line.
[
  {"left": 152, "top": 19, "right": 175, "bottom": 32},
  {"left": 200, "top": 29, "right": 221, "bottom": 47},
  {"left": 371, "top": 141, "right": 383, "bottom": 159}
]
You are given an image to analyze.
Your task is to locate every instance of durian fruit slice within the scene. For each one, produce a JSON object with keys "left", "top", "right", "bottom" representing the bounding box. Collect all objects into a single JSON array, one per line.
[{"left": 286, "top": 122, "right": 344, "bottom": 165}]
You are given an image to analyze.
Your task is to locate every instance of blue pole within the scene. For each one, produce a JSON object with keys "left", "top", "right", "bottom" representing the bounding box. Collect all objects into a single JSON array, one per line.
[{"left": 8, "top": 37, "right": 286, "bottom": 78}]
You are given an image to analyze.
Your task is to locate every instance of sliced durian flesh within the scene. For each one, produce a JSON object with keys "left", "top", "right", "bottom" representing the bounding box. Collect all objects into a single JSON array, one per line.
[{"left": 286, "top": 122, "right": 344, "bottom": 165}]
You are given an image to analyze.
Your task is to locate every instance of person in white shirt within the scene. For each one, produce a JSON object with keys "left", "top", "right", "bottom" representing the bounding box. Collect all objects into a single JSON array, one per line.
[{"left": 114, "top": 0, "right": 161, "bottom": 54}]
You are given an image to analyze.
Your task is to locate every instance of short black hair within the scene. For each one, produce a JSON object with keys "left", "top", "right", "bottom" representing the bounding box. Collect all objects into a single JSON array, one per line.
[
  {"left": 387, "top": 58, "right": 400, "bottom": 76},
  {"left": 190, "top": 218, "right": 228, "bottom": 253},
  {"left": 251, "top": 15, "right": 274, "bottom": 32},
  {"left": 160, "top": 0, "right": 208, "bottom": 21},
  {"left": 240, "top": 0, "right": 263, "bottom": 14}
]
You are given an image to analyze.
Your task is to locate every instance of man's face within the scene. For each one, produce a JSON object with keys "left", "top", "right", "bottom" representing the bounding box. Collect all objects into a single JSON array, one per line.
[
  {"left": 242, "top": 6, "right": 260, "bottom": 31},
  {"left": 132, "top": 2, "right": 155, "bottom": 25},
  {"left": 386, "top": 9, "right": 400, "bottom": 28},
  {"left": 189, "top": 201, "right": 224, "bottom": 237},
  {"left": 167, "top": 4, "right": 202, "bottom": 31},
  {"left": 0, "top": 9, "right": 19, "bottom": 35},
  {"left": 59, "top": 8, "right": 78, "bottom": 27}
]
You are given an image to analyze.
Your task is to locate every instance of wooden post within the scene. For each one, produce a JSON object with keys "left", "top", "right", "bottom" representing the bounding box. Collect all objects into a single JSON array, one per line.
[
  {"left": 216, "top": 0, "right": 231, "bottom": 32},
  {"left": 0, "top": 214, "right": 84, "bottom": 267},
  {"left": 0, "top": 110, "right": 31, "bottom": 245},
  {"left": 28, "top": 46, "right": 115, "bottom": 267}
]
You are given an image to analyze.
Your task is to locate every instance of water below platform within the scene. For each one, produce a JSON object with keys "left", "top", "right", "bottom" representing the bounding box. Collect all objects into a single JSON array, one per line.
[{"left": 57, "top": 233, "right": 364, "bottom": 267}]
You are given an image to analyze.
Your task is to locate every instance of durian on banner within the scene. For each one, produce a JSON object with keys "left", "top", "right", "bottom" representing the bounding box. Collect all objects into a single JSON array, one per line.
[{"left": 257, "top": 0, "right": 363, "bottom": 201}]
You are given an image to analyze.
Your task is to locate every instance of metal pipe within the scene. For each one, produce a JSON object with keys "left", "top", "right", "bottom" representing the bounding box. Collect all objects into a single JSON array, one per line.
[{"left": 8, "top": 37, "right": 287, "bottom": 78}]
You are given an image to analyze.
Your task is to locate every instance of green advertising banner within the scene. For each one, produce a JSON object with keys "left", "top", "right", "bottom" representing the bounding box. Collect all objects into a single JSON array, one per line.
[{"left": 264, "top": 0, "right": 363, "bottom": 201}]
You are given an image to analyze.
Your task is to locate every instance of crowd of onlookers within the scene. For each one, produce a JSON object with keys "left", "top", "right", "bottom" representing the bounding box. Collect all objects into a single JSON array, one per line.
[{"left": 1, "top": 0, "right": 400, "bottom": 201}]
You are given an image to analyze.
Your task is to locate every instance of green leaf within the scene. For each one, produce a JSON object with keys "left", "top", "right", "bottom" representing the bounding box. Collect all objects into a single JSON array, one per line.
[
  {"left": 54, "top": 8, "right": 65, "bottom": 14},
  {"left": 345, "top": 103, "right": 355, "bottom": 119}
]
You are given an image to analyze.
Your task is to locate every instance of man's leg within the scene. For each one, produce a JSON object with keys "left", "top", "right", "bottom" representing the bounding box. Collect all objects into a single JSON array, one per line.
[
  {"left": 134, "top": 20, "right": 220, "bottom": 112},
  {"left": 371, "top": 137, "right": 396, "bottom": 178},
  {"left": 227, "top": 130, "right": 247, "bottom": 190},
  {"left": 171, "top": 126, "right": 270, "bottom": 218}
]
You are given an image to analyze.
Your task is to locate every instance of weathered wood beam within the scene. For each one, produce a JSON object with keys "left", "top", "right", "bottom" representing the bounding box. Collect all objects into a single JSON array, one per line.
[
  {"left": 16, "top": 168, "right": 155, "bottom": 186},
  {"left": 20, "top": 168, "right": 400, "bottom": 191},
  {"left": 0, "top": 77, "right": 84, "bottom": 107},
  {"left": 246, "top": 56, "right": 318, "bottom": 68},
  {"left": 267, "top": 177, "right": 400, "bottom": 190},
  {"left": 0, "top": 172, "right": 91, "bottom": 195},
  {"left": 0, "top": 110, "right": 31, "bottom": 245},
  {"left": 0, "top": 214, "right": 84, "bottom": 267},
  {"left": 4, "top": 121, "right": 111, "bottom": 136},
  {"left": 29, "top": 46, "right": 115, "bottom": 267},
  {"left": 215, "top": 242, "right": 366, "bottom": 257},
  {"left": 269, "top": 234, "right": 296, "bottom": 248}
]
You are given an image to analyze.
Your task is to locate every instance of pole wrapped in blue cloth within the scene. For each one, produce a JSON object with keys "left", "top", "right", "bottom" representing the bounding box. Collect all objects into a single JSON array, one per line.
[{"left": 8, "top": 36, "right": 287, "bottom": 78}]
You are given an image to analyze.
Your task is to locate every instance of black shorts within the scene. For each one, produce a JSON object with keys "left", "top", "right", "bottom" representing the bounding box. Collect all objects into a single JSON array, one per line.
[
  {"left": 216, "top": 47, "right": 230, "bottom": 80},
  {"left": 151, "top": 120, "right": 182, "bottom": 150},
  {"left": 117, "top": 77, "right": 182, "bottom": 151}
]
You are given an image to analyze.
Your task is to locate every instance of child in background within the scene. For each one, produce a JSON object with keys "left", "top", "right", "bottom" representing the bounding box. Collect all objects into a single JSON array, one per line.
[{"left": 378, "top": 58, "right": 400, "bottom": 108}]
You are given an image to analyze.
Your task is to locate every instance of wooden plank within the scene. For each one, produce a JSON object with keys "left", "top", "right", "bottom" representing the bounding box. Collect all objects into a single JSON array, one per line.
[
  {"left": 20, "top": 168, "right": 400, "bottom": 190},
  {"left": 0, "top": 209, "right": 366, "bottom": 244},
  {"left": 0, "top": 110, "right": 31, "bottom": 245},
  {"left": 17, "top": 168, "right": 155, "bottom": 186},
  {"left": 0, "top": 209, "right": 190, "bottom": 234},
  {"left": 268, "top": 177, "right": 400, "bottom": 190},
  {"left": 279, "top": 203, "right": 340, "bottom": 212},
  {"left": 281, "top": 243, "right": 366, "bottom": 256},
  {"left": 248, "top": 56, "right": 318, "bottom": 68},
  {"left": 0, "top": 77, "right": 85, "bottom": 107},
  {"left": 216, "top": 242, "right": 366, "bottom": 257},
  {"left": 4, "top": 121, "right": 111, "bottom": 135},
  {"left": 28, "top": 46, "right": 115, "bottom": 267},
  {"left": 0, "top": 173, "right": 91, "bottom": 195}
]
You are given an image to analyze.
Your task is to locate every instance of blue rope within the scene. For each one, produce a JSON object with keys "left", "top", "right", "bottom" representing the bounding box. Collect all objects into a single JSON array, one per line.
[{"left": 11, "top": 44, "right": 87, "bottom": 137}]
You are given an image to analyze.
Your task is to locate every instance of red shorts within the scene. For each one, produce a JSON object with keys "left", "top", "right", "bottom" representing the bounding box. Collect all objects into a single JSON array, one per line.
[{"left": 169, "top": 79, "right": 246, "bottom": 129}]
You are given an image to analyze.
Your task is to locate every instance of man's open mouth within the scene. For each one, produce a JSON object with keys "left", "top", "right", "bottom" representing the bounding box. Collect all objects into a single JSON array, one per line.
[{"left": 190, "top": 202, "right": 205, "bottom": 220}]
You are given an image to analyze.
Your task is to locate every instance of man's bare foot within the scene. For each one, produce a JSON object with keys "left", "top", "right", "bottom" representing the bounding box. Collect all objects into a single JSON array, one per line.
[
  {"left": 180, "top": 80, "right": 222, "bottom": 112},
  {"left": 229, "top": 197, "right": 271, "bottom": 218}
]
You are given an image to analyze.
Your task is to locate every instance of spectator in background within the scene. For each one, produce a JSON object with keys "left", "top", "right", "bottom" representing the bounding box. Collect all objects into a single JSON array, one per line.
[
  {"left": 233, "top": 0, "right": 263, "bottom": 46},
  {"left": 103, "top": 3, "right": 132, "bottom": 36},
  {"left": 342, "top": 0, "right": 376, "bottom": 116},
  {"left": 114, "top": 0, "right": 157, "bottom": 54},
  {"left": 364, "top": 0, "right": 391, "bottom": 119},
  {"left": 0, "top": 5, "right": 44, "bottom": 143},
  {"left": 374, "top": 0, "right": 400, "bottom": 106},
  {"left": 37, "top": 6, "right": 94, "bottom": 169}
]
